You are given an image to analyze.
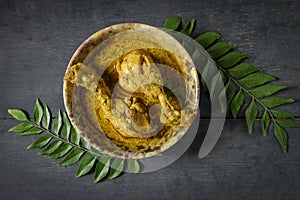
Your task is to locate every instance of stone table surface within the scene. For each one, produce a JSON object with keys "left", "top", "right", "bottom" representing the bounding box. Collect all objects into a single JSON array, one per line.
[{"left": 0, "top": 0, "right": 299, "bottom": 199}]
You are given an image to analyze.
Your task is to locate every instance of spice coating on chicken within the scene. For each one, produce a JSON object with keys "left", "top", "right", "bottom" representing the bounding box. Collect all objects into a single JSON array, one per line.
[{"left": 96, "top": 50, "right": 181, "bottom": 138}]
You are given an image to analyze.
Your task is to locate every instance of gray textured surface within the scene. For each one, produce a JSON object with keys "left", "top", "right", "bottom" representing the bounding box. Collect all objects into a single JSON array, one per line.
[{"left": 0, "top": 0, "right": 299, "bottom": 199}]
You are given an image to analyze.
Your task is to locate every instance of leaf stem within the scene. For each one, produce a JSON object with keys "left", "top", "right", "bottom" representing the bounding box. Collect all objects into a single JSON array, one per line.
[
  {"left": 27, "top": 120, "right": 109, "bottom": 158},
  {"left": 217, "top": 63, "right": 277, "bottom": 124}
]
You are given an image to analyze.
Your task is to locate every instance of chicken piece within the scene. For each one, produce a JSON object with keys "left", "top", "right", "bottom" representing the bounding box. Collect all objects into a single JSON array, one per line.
[
  {"left": 114, "top": 50, "right": 181, "bottom": 135},
  {"left": 64, "top": 63, "right": 98, "bottom": 92},
  {"left": 95, "top": 50, "right": 181, "bottom": 138}
]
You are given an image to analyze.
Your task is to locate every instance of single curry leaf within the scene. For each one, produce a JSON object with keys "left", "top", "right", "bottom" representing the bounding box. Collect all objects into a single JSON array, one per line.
[
  {"left": 61, "top": 112, "right": 71, "bottom": 141},
  {"left": 231, "top": 89, "right": 244, "bottom": 118},
  {"left": 218, "top": 87, "right": 227, "bottom": 113},
  {"left": 195, "top": 32, "right": 221, "bottom": 48},
  {"left": 57, "top": 148, "right": 85, "bottom": 167},
  {"left": 8, "top": 109, "right": 28, "bottom": 121},
  {"left": 275, "top": 120, "right": 300, "bottom": 128},
  {"left": 76, "top": 154, "right": 96, "bottom": 178},
  {"left": 71, "top": 127, "right": 80, "bottom": 145},
  {"left": 94, "top": 157, "right": 111, "bottom": 183},
  {"left": 260, "top": 97, "right": 294, "bottom": 108},
  {"left": 44, "top": 143, "right": 73, "bottom": 159},
  {"left": 271, "top": 110, "right": 294, "bottom": 119},
  {"left": 108, "top": 159, "right": 124, "bottom": 179},
  {"left": 42, "top": 104, "right": 51, "bottom": 129},
  {"left": 217, "top": 52, "right": 248, "bottom": 69},
  {"left": 180, "top": 18, "right": 196, "bottom": 35},
  {"left": 127, "top": 159, "right": 140, "bottom": 174},
  {"left": 261, "top": 110, "right": 271, "bottom": 137},
  {"left": 210, "top": 73, "right": 223, "bottom": 97},
  {"left": 238, "top": 73, "right": 275, "bottom": 88},
  {"left": 27, "top": 135, "right": 52, "bottom": 149},
  {"left": 90, "top": 147, "right": 104, "bottom": 157},
  {"left": 21, "top": 127, "right": 43, "bottom": 135},
  {"left": 274, "top": 123, "right": 288, "bottom": 153},
  {"left": 52, "top": 109, "right": 62, "bottom": 135},
  {"left": 207, "top": 42, "right": 234, "bottom": 59},
  {"left": 33, "top": 98, "right": 43, "bottom": 125},
  {"left": 245, "top": 98, "right": 258, "bottom": 134},
  {"left": 8, "top": 122, "right": 33, "bottom": 133},
  {"left": 38, "top": 140, "right": 63, "bottom": 155},
  {"left": 81, "top": 138, "right": 91, "bottom": 150},
  {"left": 200, "top": 62, "right": 215, "bottom": 90},
  {"left": 227, "top": 63, "right": 261, "bottom": 79},
  {"left": 249, "top": 84, "right": 286, "bottom": 98},
  {"left": 225, "top": 80, "right": 236, "bottom": 104},
  {"left": 163, "top": 16, "right": 181, "bottom": 30}
]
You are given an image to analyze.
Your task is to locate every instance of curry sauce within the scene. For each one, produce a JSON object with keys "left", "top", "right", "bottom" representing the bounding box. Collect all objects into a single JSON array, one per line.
[{"left": 93, "top": 48, "right": 186, "bottom": 152}]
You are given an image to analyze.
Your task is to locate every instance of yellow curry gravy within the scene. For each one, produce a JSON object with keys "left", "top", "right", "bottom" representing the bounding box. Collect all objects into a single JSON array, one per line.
[{"left": 94, "top": 48, "right": 187, "bottom": 152}]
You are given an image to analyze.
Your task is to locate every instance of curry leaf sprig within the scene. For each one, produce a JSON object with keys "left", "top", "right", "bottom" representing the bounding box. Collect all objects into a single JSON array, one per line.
[
  {"left": 163, "top": 16, "right": 299, "bottom": 153},
  {"left": 8, "top": 99, "right": 140, "bottom": 183}
]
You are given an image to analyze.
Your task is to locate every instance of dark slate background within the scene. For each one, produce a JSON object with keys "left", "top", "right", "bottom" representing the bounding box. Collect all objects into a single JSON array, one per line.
[{"left": 0, "top": 0, "right": 299, "bottom": 199}]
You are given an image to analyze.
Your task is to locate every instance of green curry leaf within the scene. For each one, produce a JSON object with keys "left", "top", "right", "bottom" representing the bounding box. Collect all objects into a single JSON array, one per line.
[
  {"left": 108, "top": 159, "right": 124, "bottom": 179},
  {"left": 94, "top": 157, "right": 111, "bottom": 183},
  {"left": 7, "top": 99, "right": 135, "bottom": 183},
  {"left": 239, "top": 73, "right": 276, "bottom": 88},
  {"left": 44, "top": 143, "right": 73, "bottom": 159},
  {"left": 42, "top": 104, "right": 51, "bottom": 129},
  {"left": 8, "top": 122, "right": 33, "bottom": 133},
  {"left": 76, "top": 154, "right": 97, "bottom": 178},
  {"left": 8, "top": 109, "right": 29, "bottom": 121},
  {"left": 52, "top": 109, "right": 62, "bottom": 135},
  {"left": 245, "top": 98, "right": 258, "bottom": 134},
  {"left": 33, "top": 98, "right": 43, "bottom": 125},
  {"left": 21, "top": 127, "right": 43, "bottom": 135},
  {"left": 227, "top": 63, "right": 261, "bottom": 79},
  {"left": 195, "top": 32, "right": 221, "bottom": 48},
  {"left": 61, "top": 112, "right": 71, "bottom": 141},
  {"left": 261, "top": 110, "right": 271, "bottom": 137},
  {"left": 217, "top": 52, "right": 248, "bottom": 69},
  {"left": 38, "top": 140, "right": 63, "bottom": 155},
  {"left": 163, "top": 16, "right": 181, "bottom": 30},
  {"left": 180, "top": 18, "right": 196, "bottom": 35},
  {"left": 260, "top": 97, "right": 294, "bottom": 108},
  {"left": 274, "top": 123, "right": 288, "bottom": 153},
  {"left": 207, "top": 42, "right": 234, "bottom": 59},
  {"left": 249, "top": 85, "right": 286, "bottom": 98},
  {"left": 128, "top": 159, "right": 140, "bottom": 174},
  {"left": 275, "top": 120, "right": 299, "bottom": 128},
  {"left": 27, "top": 135, "right": 52, "bottom": 149},
  {"left": 231, "top": 89, "right": 244, "bottom": 118},
  {"left": 57, "top": 148, "right": 85, "bottom": 167},
  {"left": 270, "top": 110, "right": 294, "bottom": 119},
  {"left": 185, "top": 17, "right": 296, "bottom": 153}
]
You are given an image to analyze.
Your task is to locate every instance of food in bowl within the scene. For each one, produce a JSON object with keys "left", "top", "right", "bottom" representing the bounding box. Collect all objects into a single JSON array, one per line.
[{"left": 63, "top": 23, "right": 199, "bottom": 158}]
